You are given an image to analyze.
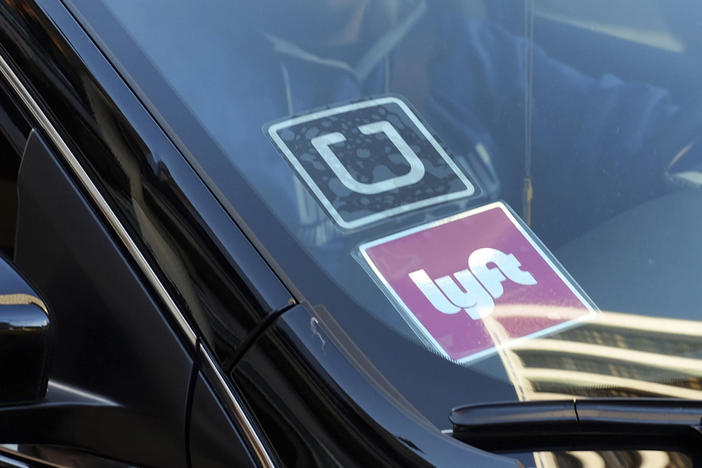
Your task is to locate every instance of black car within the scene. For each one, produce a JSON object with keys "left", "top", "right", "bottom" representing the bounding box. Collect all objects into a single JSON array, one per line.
[{"left": 1, "top": 1, "right": 702, "bottom": 467}]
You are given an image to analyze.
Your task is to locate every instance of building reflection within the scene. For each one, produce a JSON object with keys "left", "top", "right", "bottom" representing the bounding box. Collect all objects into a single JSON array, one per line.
[{"left": 483, "top": 307, "right": 702, "bottom": 468}]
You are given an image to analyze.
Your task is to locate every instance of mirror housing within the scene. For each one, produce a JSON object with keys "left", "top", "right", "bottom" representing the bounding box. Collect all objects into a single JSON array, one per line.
[{"left": 0, "top": 255, "right": 50, "bottom": 403}]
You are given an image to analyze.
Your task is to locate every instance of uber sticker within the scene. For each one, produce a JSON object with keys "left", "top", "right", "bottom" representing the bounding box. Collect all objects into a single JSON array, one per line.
[
  {"left": 360, "top": 202, "right": 596, "bottom": 363},
  {"left": 268, "top": 97, "right": 476, "bottom": 229}
]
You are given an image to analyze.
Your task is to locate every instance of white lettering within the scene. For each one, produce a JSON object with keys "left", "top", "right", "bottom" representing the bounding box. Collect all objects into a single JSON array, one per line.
[
  {"left": 409, "top": 248, "right": 537, "bottom": 319},
  {"left": 469, "top": 248, "right": 536, "bottom": 298},
  {"left": 435, "top": 270, "right": 494, "bottom": 320},
  {"left": 408, "top": 269, "right": 461, "bottom": 314}
]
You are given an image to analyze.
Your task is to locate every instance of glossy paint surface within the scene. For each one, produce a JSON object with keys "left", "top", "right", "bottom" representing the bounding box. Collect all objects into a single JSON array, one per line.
[
  {"left": 0, "top": 0, "right": 293, "bottom": 368},
  {"left": 0, "top": 255, "right": 49, "bottom": 403},
  {"left": 232, "top": 303, "right": 520, "bottom": 467}
]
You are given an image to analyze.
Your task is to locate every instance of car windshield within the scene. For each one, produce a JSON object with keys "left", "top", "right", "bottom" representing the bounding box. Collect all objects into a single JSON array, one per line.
[{"left": 66, "top": 0, "right": 702, "bottom": 460}]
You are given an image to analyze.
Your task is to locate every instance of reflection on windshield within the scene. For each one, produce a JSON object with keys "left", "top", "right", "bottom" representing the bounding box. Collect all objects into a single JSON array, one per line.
[
  {"left": 67, "top": 0, "right": 702, "bottom": 463},
  {"left": 493, "top": 309, "right": 702, "bottom": 400},
  {"left": 533, "top": 450, "right": 691, "bottom": 468},
  {"left": 488, "top": 308, "right": 702, "bottom": 467}
]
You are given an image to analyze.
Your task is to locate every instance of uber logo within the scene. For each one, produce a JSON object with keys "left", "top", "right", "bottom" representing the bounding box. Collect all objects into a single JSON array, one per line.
[{"left": 268, "top": 97, "right": 476, "bottom": 229}]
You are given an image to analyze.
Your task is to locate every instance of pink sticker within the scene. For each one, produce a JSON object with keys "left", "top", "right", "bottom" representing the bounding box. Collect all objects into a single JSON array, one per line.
[{"left": 360, "top": 202, "right": 596, "bottom": 363}]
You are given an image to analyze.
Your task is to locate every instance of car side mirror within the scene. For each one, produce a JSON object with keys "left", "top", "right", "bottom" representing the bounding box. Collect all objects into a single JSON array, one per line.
[{"left": 0, "top": 255, "right": 50, "bottom": 403}]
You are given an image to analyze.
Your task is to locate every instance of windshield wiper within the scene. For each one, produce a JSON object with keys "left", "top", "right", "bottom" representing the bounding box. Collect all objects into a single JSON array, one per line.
[{"left": 449, "top": 398, "right": 702, "bottom": 453}]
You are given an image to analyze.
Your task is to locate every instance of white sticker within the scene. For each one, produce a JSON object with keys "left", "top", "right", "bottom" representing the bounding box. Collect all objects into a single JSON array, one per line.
[{"left": 268, "top": 97, "right": 477, "bottom": 229}]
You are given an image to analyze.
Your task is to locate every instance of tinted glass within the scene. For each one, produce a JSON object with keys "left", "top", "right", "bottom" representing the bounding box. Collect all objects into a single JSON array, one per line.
[{"left": 67, "top": 0, "right": 702, "bottom": 463}]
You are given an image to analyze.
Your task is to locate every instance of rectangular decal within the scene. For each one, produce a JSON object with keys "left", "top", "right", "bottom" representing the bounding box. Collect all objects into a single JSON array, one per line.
[
  {"left": 360, "top": 202, "right": 596, "bottom": 363},
  {"left": 268, "top": 97, "right": 476, "bottom": 229}
]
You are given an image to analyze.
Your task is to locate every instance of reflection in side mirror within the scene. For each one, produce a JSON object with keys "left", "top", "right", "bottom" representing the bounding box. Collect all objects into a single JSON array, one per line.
[{"left": 0, "top": 256, "right": 50, "bottom": 404}]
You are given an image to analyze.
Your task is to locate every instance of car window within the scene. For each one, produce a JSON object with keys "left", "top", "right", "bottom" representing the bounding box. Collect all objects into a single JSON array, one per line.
[{"left": 66, "top": 0, "right": 702, "bottom": 457}]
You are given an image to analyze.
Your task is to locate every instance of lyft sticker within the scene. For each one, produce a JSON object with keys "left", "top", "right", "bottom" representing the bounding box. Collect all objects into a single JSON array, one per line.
[
  {"left": 268, "top": 97, "right": 477, "bottom": 229},
  {"left": 360, "top": 202, "right": 596, "bottom": 363}
]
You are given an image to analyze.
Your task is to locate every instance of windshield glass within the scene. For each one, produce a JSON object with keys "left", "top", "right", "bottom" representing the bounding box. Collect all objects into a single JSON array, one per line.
[{"left": 67, "top": 0, "right": 702, "bottom": 463}]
